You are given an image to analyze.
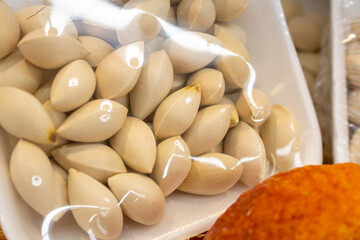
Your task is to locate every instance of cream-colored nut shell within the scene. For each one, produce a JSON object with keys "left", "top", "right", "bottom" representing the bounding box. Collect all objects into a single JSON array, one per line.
[
  {"left": 17, "top": 28, "right": 89, "bottom": 69},
  {"left": 176, "top": 0, "right": 216, "bottom": 32},
  {"left": 110, "top": 117, "right": 156, "bottom": 173},
  {"left": 51, "top": 161, "right": 68, "bottom": 221},
  {"left": 214, "top": 24, "right": 250, "bottom": 87},
  {"left": 224, "top": 121, "right": 266, "bottom": 187},
  {"left": 68, "top": 169, "right": 123, "bottom": 240},
  {"left": 288, "top": 15, "right": 321, "bottom": 52},
  {"left": 150, "top": 136, "right": 191, "bottom": 196},
  {"left": 182, "top": 104, "right": 232, "bottom": 156},
  {"left": 57, "top": 99, "right": 128, "bottom": 142},
  {"left": 304, "top": 12, "right": 327, "bottom": 31},
  {"left": 213, "top": 22, "right": 250, "bottom": 60},
  {"left": 108, "top": 173, "right": 166, "bottom": 225},
  {"left": 348, "top": 89, "right": 360, "bottom": 126},
  {"left": 52, "top": 143, "right": 127, "bottom": 183},
  {"left": 236, "top": 88, "right": 271, "bottom": 128},
  {"left": 153, "top": 85, "right": 201, "bottom": 140},
  {"left": 112, "top": 95, "right": 130, "bottom": 109},
  {"left": 260, "top": 104, "right": 302, "bottom": 172},
  {"left": 350, "top": 128, "right": 360, "bottom": 164},
  {"left": 212, "top": 0, "right": 249, "bottom": 22},
  {"left": 10, "top": 140, "right": 54, "bottom": 217},
  {"left": 213, "top": 22, "right": 247, "bottom": 44},
  {"left": 130, "top": 50, "right": 174, "bottom": 119},
  {"left": 218, "top": 96, "right": 239, "bottom": 128},
  {"left": 95, "top": 41, "right": 144, "bottom": 99},
  {"left": 116, "top": 0, "right": 170, "bottom": 45},
  {"left": 50, "top": 60, "right": 96, "bottom": 112},
  {"left": 170, "top": 74, "right": 187, "bottom": 94},
  {"left": 37, "top": 101, "right": 68, "bottom": 156},
  {"left": 164, "top": 31, "right": 222, "bottom": 74},
  {"left": 0, "top": 1, "right": 20, "bottom": 59},
  {"left": 297, "top": 52, "right": 319, "bottom": 75},
  {"left": 0, "top": 49, "right": 43, "bottom": 93},
  {"left": 187, "top": 68, "right": 225, "bottom": 106},
  {"left": 178, "top": 153, "right": 243, "bottom": 195},
  {"left": 16, "top": 5, "right": 78, "bottom": 38},
  {"left": 204, "top": 141, "right": 223, "bottom": 154},
  {"left": 34, "top": 79, "right": 52, "bottom": 103},
  {"left": 78, "top": 36, "right": 114, "bottom": 67},
  {"left": 0, "top": 87, "right": 55, "bottom": 144},
  {"left": 281, "top": 0, "right": 302, "bottom": 21}
]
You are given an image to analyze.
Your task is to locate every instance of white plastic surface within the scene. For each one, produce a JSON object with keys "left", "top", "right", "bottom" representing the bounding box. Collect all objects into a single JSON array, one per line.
[
  {"left": 0, "top": 0, "right": 322, "bottom": 239},
  {"left": 331, "top": 0, "right": 360, "bottom": 163}
]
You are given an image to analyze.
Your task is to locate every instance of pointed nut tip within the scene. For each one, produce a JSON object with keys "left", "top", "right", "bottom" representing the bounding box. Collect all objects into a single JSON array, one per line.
[
  {"left": 107, "top": 176, "right": 114, "bottom": 185},
  {"left": 143, "top": 165, "right": 154, "bottom": 174},
  {"left": 230, "top": 118, "right": 238, "bottom": 126},
  {"left": 48, "top": 129, "right": 57, "bottom": 143},
  {"left": 186, "top": 84, "right": 201, "bottom": 93}
]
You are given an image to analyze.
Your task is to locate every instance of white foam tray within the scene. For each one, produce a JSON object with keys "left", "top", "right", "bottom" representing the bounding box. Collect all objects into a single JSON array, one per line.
[
  {"left": 1, "top": 0, "right": 322, "bottom": 239},
  {"left": 331, "top": 0, "right": 360, "bottom": 163}
]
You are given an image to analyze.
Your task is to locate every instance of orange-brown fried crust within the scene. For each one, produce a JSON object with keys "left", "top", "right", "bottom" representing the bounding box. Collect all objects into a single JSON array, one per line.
[{"left": 204, "top": 163, "right": 360, "bottom": 240}]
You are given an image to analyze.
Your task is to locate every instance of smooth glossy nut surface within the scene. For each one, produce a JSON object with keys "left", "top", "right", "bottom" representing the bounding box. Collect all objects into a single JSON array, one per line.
[
  {"left": 288, "top": 15, "right": 321, "bottom": 51},
  {"left": 151, "top": 136, "right": 191, "bottom": 196},
  {"left": 0, "top": 87, "right": 55, "bottom": 144},
  {"left": 0, "top": 1, "right": 20, "bottom": 59},
  {"left": 177, "top": 0, "right": 216, "bottom": 32},
  {"left": 260, "top": 104, "right": 302, "bottom": 172},
  {"left": 178, "top": 153, "right": 243, "bottom": 195},
  {"left": 16, "top": 5, "right": 78, "bottom": 37},
  {"left": 0, "top": 49, "right": 43, "bottom": 93},
  {"left": 110, "top": 117, "right": 156, "bottom": 173},
  {"left": 108, "top": 173, "right": 166, "bottom": 225},
  {"left": 187, "top": 68, "right": 225, "bottom": 106},
  {"left": 212, "top": 0, "right": 249, "bottom": 22},
  {"left": 57, "top": 99, "right": 128, "bottom": 142},
  {"left": 68, "top": 169, "right": 123, "bottom": 240},
  {"left": 17, "top": 28, "right": 89, "bottom": 69}
]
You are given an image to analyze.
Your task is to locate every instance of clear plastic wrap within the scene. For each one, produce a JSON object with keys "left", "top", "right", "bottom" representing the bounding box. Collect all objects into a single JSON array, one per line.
[
  {"left": 281, "top": 0, "right": 331, "bottom": 163},
  {"left": 332, "top": 0, "right": 360, "bottom": 163},
  {"left": 0, "top": 0, "right": 321, "bottom": 239}
]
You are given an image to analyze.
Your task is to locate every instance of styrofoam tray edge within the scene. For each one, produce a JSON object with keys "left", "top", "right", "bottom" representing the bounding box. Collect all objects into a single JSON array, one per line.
[{"left": 331, "top": 0, "right": 350, "bottom": 163}]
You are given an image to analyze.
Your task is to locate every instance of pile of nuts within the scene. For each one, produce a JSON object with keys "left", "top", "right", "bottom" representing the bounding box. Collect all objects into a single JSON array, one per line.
[
  {"left": 281, "top": 0, "right": 326, "bottom": 92},
  {"left": 0, "top": 0, "right": 302, "bottom": 238}
]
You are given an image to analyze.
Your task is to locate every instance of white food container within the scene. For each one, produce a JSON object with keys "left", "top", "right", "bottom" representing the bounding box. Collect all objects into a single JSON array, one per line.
[
  {"left": 0, "top": 0, "right": 322, "bottom": 239},
  {"left": 331, "top": 0, "right": 360, "bottom": 163}
]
